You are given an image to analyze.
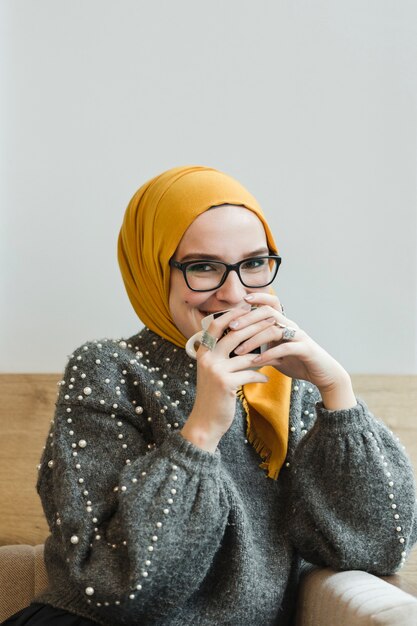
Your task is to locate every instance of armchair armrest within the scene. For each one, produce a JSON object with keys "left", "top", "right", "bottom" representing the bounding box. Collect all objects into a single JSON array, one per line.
[
  {"left": 0, "top": 544, "right": 48, "bottom": 623},
  {"left": 296, "top": 567, "right": 417, "bottom": 626}
]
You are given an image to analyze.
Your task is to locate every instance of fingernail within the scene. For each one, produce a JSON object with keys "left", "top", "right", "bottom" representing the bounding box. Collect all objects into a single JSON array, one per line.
[
  {"left": 229, "top": 321, "right": 239, "bottom": 329},
  {"left": 234, "top": 345, "right": 244, "bottom": 354},
  {"left": 244, "top": 295, "right": 254, "bottom": 301},
  {"left": 252, "top": 355, "right": 261, "bottom": 363}
]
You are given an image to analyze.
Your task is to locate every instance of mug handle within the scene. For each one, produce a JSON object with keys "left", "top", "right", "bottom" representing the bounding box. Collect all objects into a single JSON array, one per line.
[{"left": 185, "top": 330, "right": 204, "bottom": 359}]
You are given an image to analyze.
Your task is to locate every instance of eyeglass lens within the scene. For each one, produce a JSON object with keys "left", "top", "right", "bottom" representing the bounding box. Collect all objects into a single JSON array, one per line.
[{"left": 185, "top": 257, "right": 278, "bottom": 290}]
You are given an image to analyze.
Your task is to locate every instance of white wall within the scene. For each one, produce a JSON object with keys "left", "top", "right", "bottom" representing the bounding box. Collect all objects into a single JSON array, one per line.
[{"left": 1, "top": 0, "right": 416, "bottom": 374}]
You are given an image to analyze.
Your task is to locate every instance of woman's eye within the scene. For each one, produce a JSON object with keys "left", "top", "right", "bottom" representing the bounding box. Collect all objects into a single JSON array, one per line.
[
  {"left": 241, "top": 258, "right": 266, "bottom": 271},
  {"left": 188, "top": 263, "right": 217, "bottom": 274}
]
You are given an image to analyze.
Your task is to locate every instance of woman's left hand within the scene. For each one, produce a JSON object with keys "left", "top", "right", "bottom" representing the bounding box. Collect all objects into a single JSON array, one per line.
[{"left": 229, "top": 293, "right": 357, "bottom": 410}]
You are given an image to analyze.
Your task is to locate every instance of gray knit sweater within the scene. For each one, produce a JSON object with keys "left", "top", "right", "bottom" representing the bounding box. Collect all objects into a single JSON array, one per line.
[{"left": 36, "top": 328, "right": 417, "bottom": 626}]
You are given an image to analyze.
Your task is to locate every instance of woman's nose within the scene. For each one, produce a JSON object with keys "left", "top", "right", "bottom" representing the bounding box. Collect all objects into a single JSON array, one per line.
[{"left": 214, "top": 270, "right": 248, "bottom": 304}]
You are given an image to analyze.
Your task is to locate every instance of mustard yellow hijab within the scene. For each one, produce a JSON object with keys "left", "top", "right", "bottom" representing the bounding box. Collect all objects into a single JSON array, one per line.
[{"left": 118, "top": 165, "right": 291, "bottom": 479}]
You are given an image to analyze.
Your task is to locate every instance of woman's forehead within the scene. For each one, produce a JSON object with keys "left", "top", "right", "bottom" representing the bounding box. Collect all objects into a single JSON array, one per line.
[
  {"left": 188, "top": 204, "right": 265, "bottom": 230},
  {"left": 175, "top": 205, "right": 268, "bottom": 257}
]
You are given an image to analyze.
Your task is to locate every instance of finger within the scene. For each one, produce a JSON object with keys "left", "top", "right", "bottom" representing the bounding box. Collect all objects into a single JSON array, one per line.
[
  {"left": 225, "top": 352, "right": 269, "bottom": 373},
  {"left": 239, "top": 296, "right": 298, "bottom": 329},
  {"left": 233, "top": 326, "right": 278, "bottom": 355},
  {"left": 251, "top": 341, "right": 300, "bottom": 365},
  {"left": 205, "top": 306, "right": 252, "bottom": 340},
  {"left": 244, "top": 292, "right": 283, "bottom": 312},
  {"left": 228, "top": 304, "right": 278, "bottom": 330},
  {"left": 217, "top": 318, "right": 277, "bottom": 356},
  {"left": 233, "top": 321, "right": 301, "bottom": 356},
  {"left": 229, "top": 370, "right": 270, "bottom": 386}
]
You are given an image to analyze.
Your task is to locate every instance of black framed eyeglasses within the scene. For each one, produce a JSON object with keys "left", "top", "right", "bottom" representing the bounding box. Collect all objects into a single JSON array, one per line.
[{"left": 169, "top": 255, "right": 282, "bottom": 292}]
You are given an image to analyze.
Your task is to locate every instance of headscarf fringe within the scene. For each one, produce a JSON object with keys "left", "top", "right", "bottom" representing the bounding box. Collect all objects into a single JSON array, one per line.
[{"left": 237, "top": 386, "right": 277, "bottom": 479}]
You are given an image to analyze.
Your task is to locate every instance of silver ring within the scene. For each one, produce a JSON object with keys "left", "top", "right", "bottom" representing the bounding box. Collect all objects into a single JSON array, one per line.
[
  {"left": 201, "top": 330, "right": 218, "bottom": 351},
  {"left": 282, "top": 326, "right": 296, "bottom": 341}
]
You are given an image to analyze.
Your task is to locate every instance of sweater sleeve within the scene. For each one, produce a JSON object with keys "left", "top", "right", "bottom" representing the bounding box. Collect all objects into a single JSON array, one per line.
[
  {"left": 286, "top": 391, "right": 417, "bottom": 576},
  {"left": 36, "top": 345, "right": 230, "bottom": 622}
]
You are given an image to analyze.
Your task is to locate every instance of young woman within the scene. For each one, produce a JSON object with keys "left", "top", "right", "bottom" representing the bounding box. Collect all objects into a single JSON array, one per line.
[{"left": 6, "top": 165, "right": 416, "bottom": 625}]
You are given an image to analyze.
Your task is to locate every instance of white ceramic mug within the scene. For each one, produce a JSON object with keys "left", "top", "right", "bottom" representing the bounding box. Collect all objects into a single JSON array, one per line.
[{"left": 185, "top": 308, "right": 268, "bottom": 359}]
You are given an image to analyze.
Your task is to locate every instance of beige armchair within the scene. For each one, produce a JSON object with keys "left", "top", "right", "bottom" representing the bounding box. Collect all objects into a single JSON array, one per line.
[
  {"left": 1, "top": 544, "right": 417, "bottom": 625},
  {"left": 1, "top": 374, "right": 417, "bottom": 625}
]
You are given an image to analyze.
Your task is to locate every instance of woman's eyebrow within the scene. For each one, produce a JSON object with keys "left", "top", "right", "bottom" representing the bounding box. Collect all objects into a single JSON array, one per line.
[{"left": 179, "top": 248, "right": 270, "bottom": 262}]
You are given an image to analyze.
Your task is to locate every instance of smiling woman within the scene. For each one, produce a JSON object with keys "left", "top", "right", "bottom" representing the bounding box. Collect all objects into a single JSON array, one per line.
[{"left": 6, "top": 165, "right": 417, "bottom": 626}]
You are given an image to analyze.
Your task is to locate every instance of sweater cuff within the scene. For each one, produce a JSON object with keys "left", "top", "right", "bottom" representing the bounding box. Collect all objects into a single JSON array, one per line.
[
  {"left": 314, "top": 398, "right": 376, "bottom": 433},
  {"left": 158, "top": 430, "right": 221, "bottom": 475}
]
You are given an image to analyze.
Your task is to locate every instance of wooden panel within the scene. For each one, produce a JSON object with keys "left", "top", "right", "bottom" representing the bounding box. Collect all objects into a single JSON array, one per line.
[
  {"left": 1, "top": 374, "right": 416, "bottom": 594},
  {"left": 0, "top": 374, "right": 59, "bottom": 545}
]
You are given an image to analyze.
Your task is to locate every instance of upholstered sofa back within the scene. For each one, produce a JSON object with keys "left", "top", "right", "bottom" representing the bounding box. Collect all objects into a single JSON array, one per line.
[{"left": 1, "top": 373, "right": 417, "bottom": 625}]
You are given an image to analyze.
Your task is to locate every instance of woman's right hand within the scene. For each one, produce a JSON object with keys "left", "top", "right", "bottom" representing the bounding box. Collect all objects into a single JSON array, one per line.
[{"left": 181, "top": 307, "right": 275, "bottom": 452}]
